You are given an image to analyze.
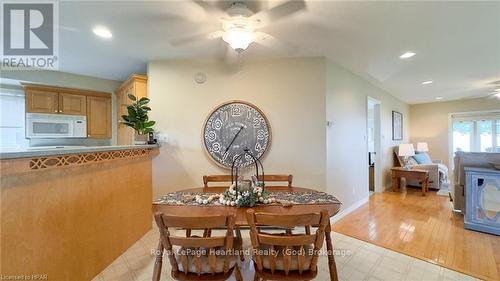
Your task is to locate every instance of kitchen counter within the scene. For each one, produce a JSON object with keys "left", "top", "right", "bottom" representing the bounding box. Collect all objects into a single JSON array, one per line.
[
  {"left": 1, "top": 143, "right": 159, "bottom": 280},
  {"left": 0, "top": 144, "right": 159, "bottom": 159}
]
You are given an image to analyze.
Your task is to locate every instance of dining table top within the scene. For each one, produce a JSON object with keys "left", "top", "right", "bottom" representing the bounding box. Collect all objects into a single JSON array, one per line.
[{"left": 152, "top": 186, "right": 342, "bottom": 226}]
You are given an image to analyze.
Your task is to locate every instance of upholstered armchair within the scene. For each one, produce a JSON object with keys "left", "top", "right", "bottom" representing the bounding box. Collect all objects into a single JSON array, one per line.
[{"left": 393, "top": 147, "right": 447, "bottom": 190}]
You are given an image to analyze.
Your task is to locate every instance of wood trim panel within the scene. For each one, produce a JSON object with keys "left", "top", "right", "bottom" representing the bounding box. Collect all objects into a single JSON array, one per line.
[
  {"left": 22, "top": 83, "right": 111, "bottom": 98},
  {"left": 0, "top": 147, "right": 158, "bottom": 176}
]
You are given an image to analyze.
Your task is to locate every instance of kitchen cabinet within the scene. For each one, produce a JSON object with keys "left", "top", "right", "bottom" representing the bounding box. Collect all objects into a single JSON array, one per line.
[
  {"left": 59, "top": 93, "right": 87, "bottom": 115},
  {"left": 23, "top": 83, "right": 113, "bottom": 139},
  {"left": 116, "top": 74, "right": 148, "bottom": 145},
  {"left": 87, "top": 96, "right": 111, "bottom": 139},
  {"left": 26, "top": 90, "right": 59, "bottom": 113}
]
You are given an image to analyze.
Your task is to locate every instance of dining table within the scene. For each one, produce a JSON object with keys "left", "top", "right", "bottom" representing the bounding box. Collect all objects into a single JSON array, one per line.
[{"left": 152, "top": 185, "right": 342, "bottom": 281}]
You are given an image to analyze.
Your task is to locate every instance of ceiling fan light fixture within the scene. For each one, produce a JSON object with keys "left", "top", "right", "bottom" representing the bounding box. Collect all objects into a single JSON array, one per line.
[{"left": 222, "top": 26, "right": 254, "bottom": 52}]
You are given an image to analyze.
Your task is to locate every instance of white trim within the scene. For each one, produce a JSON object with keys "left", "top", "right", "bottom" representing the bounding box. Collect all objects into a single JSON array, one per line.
[
  {"left": 330, "top": 197, "right": 369, "bottom": 224},
  {"left": 366, "top": 96, "right": 382, "bottom": 193}
]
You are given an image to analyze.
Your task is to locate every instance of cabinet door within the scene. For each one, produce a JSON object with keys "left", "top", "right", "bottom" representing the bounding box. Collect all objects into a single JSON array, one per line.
[
  {"left": 59, "top": 93, "right": 87, "bottom": 115},
  {"left": 26, "top": 90, "right": 58, "bottom": 113},
  {"left": 117, "top": 84, "right": 135, "bottom": 145},
  {"left": 87, "top": 96, "right": 111, "bottom": 138}
]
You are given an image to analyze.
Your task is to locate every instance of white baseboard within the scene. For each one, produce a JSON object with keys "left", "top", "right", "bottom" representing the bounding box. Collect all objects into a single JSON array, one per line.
[{"left": 330, "top": 197, "right": 369, "bottom": 224}]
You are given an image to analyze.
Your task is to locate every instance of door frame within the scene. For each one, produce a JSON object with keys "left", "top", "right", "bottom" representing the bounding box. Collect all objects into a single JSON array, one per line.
[{"left": 367, "top": 96, "right": 382, "bottom": 193}]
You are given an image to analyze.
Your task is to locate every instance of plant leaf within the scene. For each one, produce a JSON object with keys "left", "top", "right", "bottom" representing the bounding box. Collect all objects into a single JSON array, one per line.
[
  {"left": 128, "top": 94, "right": 137, "bottom": 101},
  {"left": 144, "top": 120, "right": 156, "bottom": 127}
]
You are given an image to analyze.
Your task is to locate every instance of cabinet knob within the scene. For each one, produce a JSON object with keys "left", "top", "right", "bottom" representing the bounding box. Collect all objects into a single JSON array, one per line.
[
  {"left": 54, "top": 110, "right": 57, "bottom": 113},
  {"left": 88, "top": 134, "right": 91, "bottom": 137},
  {"left": 60, "top": 110, "right": 63, "bottom": 113}
]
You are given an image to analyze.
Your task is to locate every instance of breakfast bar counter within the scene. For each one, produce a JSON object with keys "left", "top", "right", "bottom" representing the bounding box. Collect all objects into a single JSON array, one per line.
[{"left": 0, "top": 144, "right": 159, "bottom": 280}]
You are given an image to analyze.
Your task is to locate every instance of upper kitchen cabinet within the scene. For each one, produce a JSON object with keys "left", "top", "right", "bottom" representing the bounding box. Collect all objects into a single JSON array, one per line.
[
  {"left": 87, "top": 96, "right": 112, "bottom": 139},
  {"left": 22, "top": 83, "right": 113, "bottom": 139},
  {"left": 26, "top": 90, "right": 59, "bottom": 114},
  {"left": 59, "top": 93, "right": 87, "bottom": 115},
  {"left": 116, "top": 74, "right": 148, "bottom": 145}
]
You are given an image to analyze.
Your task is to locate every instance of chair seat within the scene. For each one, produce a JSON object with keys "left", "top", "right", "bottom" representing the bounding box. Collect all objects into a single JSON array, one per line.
[{"left": 257, "top": 244, "right": 315, "bottom": 272}]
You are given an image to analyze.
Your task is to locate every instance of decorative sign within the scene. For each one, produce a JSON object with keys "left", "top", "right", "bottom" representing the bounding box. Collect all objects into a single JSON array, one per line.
[
  {"left": 392, "top": 111, "right": 403, "bottom": 140},
  {"left": 203, "top": 101, "right": 271, "bottom": 168}
]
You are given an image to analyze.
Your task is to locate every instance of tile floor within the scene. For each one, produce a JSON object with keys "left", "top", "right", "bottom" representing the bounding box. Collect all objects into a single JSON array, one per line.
[{"left": 92, "top": 227, "right": 479, "bottom": 281}]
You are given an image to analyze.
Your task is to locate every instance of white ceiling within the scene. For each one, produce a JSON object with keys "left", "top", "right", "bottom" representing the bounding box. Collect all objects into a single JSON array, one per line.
[{"left": 57, "top": 1, "right": 500, "bottom": 104}]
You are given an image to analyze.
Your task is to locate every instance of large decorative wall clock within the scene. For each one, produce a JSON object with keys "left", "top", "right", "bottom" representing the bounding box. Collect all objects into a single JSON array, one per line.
[{"left": 203, "top": 101, "right": 271, "bottom": 168}]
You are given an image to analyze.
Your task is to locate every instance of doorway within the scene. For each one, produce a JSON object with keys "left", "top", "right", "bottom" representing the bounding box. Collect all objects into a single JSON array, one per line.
[{"left": 367, "top": 97, "right": 381, "bottom": 195}]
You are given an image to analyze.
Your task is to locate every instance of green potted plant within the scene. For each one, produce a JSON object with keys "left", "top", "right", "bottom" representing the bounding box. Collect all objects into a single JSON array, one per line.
[{"left": 121, "top": 94, "right": 155, "bottom": 144}]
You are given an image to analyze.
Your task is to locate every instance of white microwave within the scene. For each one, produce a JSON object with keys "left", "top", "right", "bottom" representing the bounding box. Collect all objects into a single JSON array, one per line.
[{"left": 26, "top": 113, "right": 87, "bottom": 138}]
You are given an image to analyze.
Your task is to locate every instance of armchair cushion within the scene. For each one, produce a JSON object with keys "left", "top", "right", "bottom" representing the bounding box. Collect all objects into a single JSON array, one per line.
[{"left": 413, "top": 153, "right": 432, "bottom": 164}]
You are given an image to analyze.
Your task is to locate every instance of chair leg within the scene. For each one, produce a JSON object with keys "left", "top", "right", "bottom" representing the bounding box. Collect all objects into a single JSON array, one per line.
[
  {"left": 325, "top": 223, "right": 339, "bottom": 281},
  {"left": 152, "top": 241, "right": 163, "bottom": 281},
  {"left": 235, "top": 226, "right": 245, "bottom": 261},
  {"left": 185, "top": 229, "right": 191, "bottom": 237},
  {"left": 234, "top": 264, "right": 243, "bottom": 281}
]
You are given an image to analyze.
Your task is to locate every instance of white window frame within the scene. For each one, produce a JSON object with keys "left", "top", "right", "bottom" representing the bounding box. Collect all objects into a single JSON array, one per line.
[
  {"left": 448, "top": 110, "right": 500, "bottom": 170},
  {"left": 0, "top": 87, "right": 26, "bottom": 148}
]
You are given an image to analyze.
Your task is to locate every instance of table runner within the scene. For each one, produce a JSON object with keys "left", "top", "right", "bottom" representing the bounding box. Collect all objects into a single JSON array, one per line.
[{"left": 154, "top": 190, "right": 341, "bottom": 207}]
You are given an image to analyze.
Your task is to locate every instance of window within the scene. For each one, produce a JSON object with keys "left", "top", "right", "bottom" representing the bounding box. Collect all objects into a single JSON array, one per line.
[
  {"left": 451, "top": 112, "right": 500, "bottom": 155},
  {"left": 0, "top": 89, "right": 28, "bottom": 149}
]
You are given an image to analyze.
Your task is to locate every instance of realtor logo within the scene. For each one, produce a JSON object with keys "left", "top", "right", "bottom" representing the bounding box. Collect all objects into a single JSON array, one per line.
[{"left": 1, "top": 1, "right": 58, "bottom": 69}]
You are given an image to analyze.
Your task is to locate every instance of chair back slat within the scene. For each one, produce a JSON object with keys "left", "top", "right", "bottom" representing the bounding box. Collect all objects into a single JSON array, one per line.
[
  {"left": 283, "top": 245, "right": 291, "bottom": 275},
  {"left": 297, "top": 245, "right": 306, "bottom": 274},
  {"left": 256, "top": 174, "right": 293, "bottom": 187},
  {"left": 161, "top": 214, "right": 228, "bottom": 229},
  {"left": 169, "top": 236, "right": 226, "bottom": 248},
  {"left": 246, "top": 209, "right": 330, "bottom": 276},
  {"left": 204, "top": 174, "right": 293, "bottom": 187},
  {"left": 258, "top": 233, "right": 316, "bottom": 246},
  {"left": 254, "top": 212, "right": 321, "bottom": 228},
  {"left": 154, "top": 212, "right": 237, "bottom": 277},
  {"left": 203, "top": 175, "right": 235, "bottom": 188}
]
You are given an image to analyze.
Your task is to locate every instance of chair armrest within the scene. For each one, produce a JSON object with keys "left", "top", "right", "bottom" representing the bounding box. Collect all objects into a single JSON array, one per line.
[{"left": 433, "top": 160, "right": 443, "bottom": 164}]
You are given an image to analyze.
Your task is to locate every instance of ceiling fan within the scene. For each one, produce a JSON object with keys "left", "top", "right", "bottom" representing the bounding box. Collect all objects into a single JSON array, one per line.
[{"left": 170, "top": 0, "right": 306, "bottom": 54}]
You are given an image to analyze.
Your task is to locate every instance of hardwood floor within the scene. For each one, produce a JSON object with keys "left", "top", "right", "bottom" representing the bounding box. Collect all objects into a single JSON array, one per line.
[{"left": 332, "top": 188, "right": 500, "bottom": 281}]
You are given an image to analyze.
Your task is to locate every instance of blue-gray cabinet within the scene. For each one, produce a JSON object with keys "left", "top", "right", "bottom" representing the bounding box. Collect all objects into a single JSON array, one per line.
[{"left": 464, "top": 167, "right": 500, "bottom": 236}]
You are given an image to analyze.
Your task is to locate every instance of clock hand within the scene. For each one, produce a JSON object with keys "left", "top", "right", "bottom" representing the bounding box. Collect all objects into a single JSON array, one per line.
[{"left": 224, "top": 126, "right": 244, "bottom": 155}]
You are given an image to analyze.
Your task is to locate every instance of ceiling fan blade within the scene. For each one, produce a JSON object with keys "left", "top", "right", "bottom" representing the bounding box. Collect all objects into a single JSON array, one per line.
[
  {"left": 253, "top": 31, "right": 298, "bottom": 53},
  {"left": 169, "top": 31, "right": 223, "bottom": 46},
  {"left": 192, "top": 0, "right": 229, "bottom": 20},
  {"left": 251, "top": 0, "right": 306, "bottom": 26}
]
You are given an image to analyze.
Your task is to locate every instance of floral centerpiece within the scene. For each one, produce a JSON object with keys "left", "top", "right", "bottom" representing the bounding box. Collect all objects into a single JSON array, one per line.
[{"left": 221, "top": 178, "right": 275, "bottom": 207}]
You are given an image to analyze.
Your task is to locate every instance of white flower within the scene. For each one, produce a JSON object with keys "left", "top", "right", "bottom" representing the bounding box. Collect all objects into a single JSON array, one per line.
[
  {"left": 263, "top": 199, "right": 269, "bottom": 204},
  {"left": 259, "top": 197, "right": 264, "bottom": 202},
  {"left": 237, "top": 195, "right": 242, "bottom": 199},
  {"left": 226, "top": 201, "right": 231, "bottom": 206},
  {"left": 231, "top": 190, "right": 236, "bottom": 195},
  {"left": 230, "top": 201, "right": 235, "bottom": 206},
  {"left": 257, "top": 192, "right": 262, "bottom": 197},
  {"left": 202, "top": 199, "right": 208, "bottom": 205}
]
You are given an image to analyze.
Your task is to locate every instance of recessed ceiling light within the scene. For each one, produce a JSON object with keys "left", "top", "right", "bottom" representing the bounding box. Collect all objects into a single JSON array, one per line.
[
  {"left": 422, "top": 80, "right": 433, "bottom": 85},
  {"left": 92, "top": 26, "right": 112, "bottom": 39},
  {"left": 435, "top": 97, "right": 443, "bottom": 100},
  {"left": 399, "top": 52, "right": 416, "bottom": 59}
]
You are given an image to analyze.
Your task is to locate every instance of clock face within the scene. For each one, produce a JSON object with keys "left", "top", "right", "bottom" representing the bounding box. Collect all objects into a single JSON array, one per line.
[{"left": 203, "top": 101, "right": 271, "bottom": 168}]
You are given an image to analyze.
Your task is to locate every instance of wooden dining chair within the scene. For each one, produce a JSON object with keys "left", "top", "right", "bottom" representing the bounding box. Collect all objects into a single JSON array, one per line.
[
  {"left": 153, "top": 213, "right": 243, "bottom": 281},
  {"left": 246, "top": 209, "right": 338, "bottom": 281}
]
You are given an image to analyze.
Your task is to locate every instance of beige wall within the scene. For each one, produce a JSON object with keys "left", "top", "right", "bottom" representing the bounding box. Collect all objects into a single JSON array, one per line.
[
  {"left": 325, "top": 60, "right": 410, "bottom": 209},
  {"left": 148, "top": 58, "right": 327, "bottom": 198},
  {"left": 1, "top": 70, "right": 122, "bottom": 144},
  {"left": 410, "top": 97, "right": 500, "bottom": 167}
]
